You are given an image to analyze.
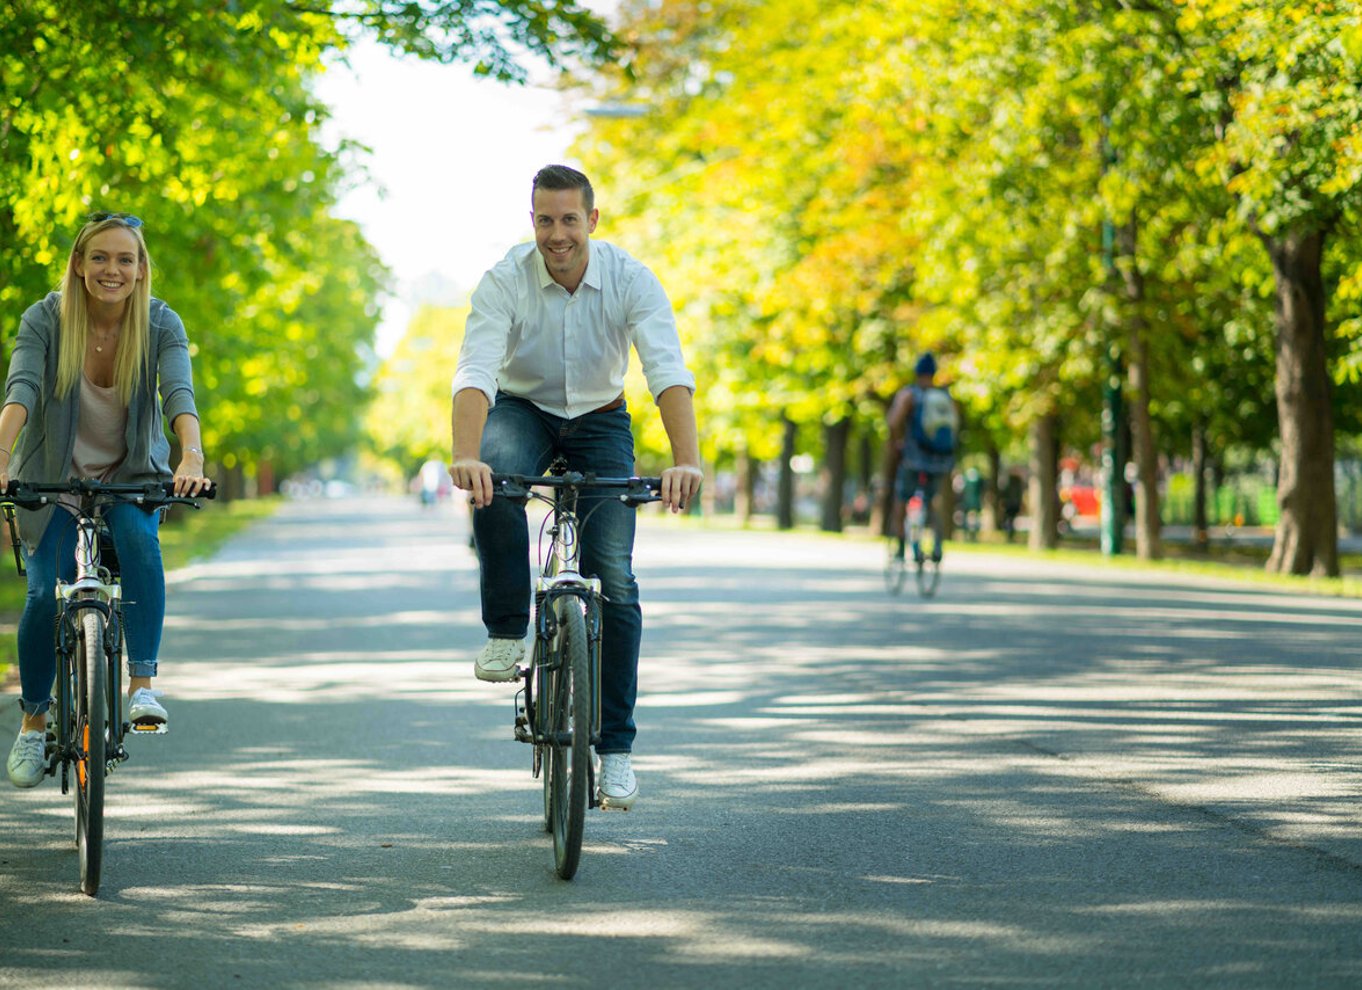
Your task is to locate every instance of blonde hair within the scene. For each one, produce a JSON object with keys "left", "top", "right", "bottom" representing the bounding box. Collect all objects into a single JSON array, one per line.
[{"left": 57, "top": 216, "right": 152, "bottom": 405}]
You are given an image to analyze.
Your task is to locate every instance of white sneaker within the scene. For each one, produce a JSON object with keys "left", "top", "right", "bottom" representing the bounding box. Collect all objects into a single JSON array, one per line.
[
  {"left": 128, "top": 688, "right": 168, "bottom": 726},
  {"left": 7, "top": 729, "right": 46, "bottom": 788},
  {"left": 597, "top": 753, "right": 638, "bottom": 810},
  {"left": 474, "top": 638, "right": 524, "bottom": 682}
]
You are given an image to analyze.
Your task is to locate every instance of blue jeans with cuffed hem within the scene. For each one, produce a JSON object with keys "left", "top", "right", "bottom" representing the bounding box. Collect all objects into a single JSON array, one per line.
[
  {"left": 472, "top": 394, "right": 642, "bottom": 754},
  {"left": 16, "top": 503, "right": 164, "bottom": 716}
]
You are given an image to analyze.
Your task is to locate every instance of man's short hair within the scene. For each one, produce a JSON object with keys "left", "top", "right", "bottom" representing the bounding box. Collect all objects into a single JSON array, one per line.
[{"left": 533, "top": 164, "right": 594, "bottom": 213}]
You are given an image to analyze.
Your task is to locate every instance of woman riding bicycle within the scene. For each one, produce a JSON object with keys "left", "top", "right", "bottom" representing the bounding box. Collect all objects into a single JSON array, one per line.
[{"left": 2, "top": 212, "right": 211, "bottom": 788}]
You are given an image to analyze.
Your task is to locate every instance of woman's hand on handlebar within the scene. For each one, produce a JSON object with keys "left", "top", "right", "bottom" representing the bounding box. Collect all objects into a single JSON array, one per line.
[
  {"left": 450, "top": 458, "right": 494, "bottom": 509},
  {"left": 173, "top": 452, "right": 212, "bottom": 497}
]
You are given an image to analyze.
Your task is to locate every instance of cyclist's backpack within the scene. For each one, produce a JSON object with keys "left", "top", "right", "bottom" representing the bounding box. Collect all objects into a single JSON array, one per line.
[{"left": 912, "top": 386, "right": 959, "bottom": 455}]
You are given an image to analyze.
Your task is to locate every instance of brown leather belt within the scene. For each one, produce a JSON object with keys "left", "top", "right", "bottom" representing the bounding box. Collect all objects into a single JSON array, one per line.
[{"left": 591, "top": 394, "right": 625, "bottom": 414}]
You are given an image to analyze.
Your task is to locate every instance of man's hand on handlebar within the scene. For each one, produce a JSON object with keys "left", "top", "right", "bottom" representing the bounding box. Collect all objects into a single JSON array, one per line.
[
  {"left": 450, "top": 458, "right": 494, "bottom": 509},
  {"left": 659, "top": 464, "right": 704, "bottom": 514}
]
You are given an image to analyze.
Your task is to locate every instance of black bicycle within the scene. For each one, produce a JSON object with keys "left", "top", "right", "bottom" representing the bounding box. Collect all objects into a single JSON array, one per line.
[
  {"left": 490, "top": 461, "right": 660, "bottom": 880},
  {"left": 884, "top": 469, "right": 942, "bottom": 598},
  {"left": 1, "top": 478, "right": 212, "bottom": 896}
]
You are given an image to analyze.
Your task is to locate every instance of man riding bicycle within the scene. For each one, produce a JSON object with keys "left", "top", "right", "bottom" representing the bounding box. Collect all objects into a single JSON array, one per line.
[
  {"left": 449, "top": 165, "right": 703, "bottom": 811},
  {"left": 886, "top": 353, "right": 957, "bottom": 563}
]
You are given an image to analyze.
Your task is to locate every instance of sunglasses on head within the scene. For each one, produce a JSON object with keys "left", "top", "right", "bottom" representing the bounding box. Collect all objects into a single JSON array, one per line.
[{"left": 87, "top": 211, "right": 144, "bottom": 229}]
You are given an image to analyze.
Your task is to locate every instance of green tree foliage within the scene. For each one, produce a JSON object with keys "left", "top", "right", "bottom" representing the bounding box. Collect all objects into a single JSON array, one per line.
[
  {"left": 1, "top": 0, "right": 615, "bottom": 482},
  {"left": 572, "top": 0, "right": 1362, "bottom": 572},
  {"left": 364, "top": 304, "right": 466, "bottom": 471}
]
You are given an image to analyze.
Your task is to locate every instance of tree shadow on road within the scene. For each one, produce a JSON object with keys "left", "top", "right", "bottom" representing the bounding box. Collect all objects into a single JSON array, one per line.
[{"left": 3, "top": 511, "right": 1361, "bottom": 988}]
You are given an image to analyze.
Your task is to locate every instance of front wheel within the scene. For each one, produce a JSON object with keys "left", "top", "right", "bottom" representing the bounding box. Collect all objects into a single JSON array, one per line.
[
  {"left": 75, "top": 610, "right": 107, "bottom": 896},
  {"left": 883, "top": 541, "right": 907, "bottom": 595},
  {"left": 914, "top": 511, "right": 942, "bottom": 599},
  {"left": 545, "top": 596, "right": 590, "bottom": 880}
]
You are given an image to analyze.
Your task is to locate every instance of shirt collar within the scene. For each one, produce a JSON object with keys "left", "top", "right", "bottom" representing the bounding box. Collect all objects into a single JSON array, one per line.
[
  {"left": 531, "top": 243, "right": 601, "bottom": 293},
  {"left": 580, "top": 247, "right": 602, "bottom": 292}
]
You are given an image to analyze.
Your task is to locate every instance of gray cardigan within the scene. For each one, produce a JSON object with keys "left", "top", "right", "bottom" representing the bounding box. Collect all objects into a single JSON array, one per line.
[{"left": 5, "top": 291, "right": 199, "bottom": 551}]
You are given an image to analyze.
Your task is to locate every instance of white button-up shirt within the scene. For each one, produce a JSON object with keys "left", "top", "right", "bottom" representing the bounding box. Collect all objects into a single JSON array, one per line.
[{"left": 452, "top": 241, "right": 696, "bottom": 419}]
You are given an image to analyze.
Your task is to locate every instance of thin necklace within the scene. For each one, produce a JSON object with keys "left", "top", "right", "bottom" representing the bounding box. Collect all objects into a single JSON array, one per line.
[{"left": 92, "top": 326, "right": 119, "bottom": 353}]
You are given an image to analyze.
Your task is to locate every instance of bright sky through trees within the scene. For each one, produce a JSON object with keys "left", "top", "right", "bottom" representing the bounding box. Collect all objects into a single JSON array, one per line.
[{"left": 314, "top": 45, "right": 592, "bottom": 356}]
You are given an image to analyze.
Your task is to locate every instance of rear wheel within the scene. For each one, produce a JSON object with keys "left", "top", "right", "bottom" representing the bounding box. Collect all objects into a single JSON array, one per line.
[
  {"left": 75, "top": 610, "right": 106, "bottom": 896},
  {"left": 545, "top": 596, "right": 590, "bottom": 880}
]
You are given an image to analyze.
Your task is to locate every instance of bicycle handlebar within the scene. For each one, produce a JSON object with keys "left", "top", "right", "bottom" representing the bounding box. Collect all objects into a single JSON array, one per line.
[
  {"left": 490, "top": 472, "right": 663, "bottom": 505},
  {"left": 0, "top": 479, "right": 217, "bottom": 511}
]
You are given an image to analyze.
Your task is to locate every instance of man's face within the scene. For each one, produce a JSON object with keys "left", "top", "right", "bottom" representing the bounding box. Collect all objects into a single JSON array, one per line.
[{"left": 532, "top": 187, "right": 598, "bottom": 290}]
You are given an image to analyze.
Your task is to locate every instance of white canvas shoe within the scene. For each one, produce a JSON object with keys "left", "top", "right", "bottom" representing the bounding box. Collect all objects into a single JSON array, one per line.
[
  {"left": 6, "top": 730, "right": 46, "bottom": 788},
  {"left": 597, "top": 753, "right": 638, "bottom": 810},
  {"left": 474, "top": 638, "right": 525, "bottom": 682}
]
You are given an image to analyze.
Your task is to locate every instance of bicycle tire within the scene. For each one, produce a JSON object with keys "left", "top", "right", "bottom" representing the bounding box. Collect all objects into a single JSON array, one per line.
[
  {"left": 916, "top": 557, "right": 942, "bottom": 598},
  {"left": 883, "top": 540, "right": 908, "bottom": 595},
  {"left": 75, "top": 609, "right": 106, "bottom": 896},
  {"left": 546, "top": 596, "right": 590, "bottom": 880},
  {"left": 534, "top": 632, "right": 553, "bottom": 834},
  {"left": 915, "top": 516, "right": 942, "bottom": 598}
]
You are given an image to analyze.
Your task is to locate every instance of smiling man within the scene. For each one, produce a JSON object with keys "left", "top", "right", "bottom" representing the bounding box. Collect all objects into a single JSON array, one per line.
[{"left": 449, "top": 164, "right": 702, "bottom": 811}]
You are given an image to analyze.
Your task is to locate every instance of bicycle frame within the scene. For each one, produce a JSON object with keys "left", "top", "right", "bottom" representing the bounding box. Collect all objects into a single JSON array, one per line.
[
  {"left": 519, "top": 481, "right": 605, "bottom": 756},
  {"left": 490, "top": 465, "right": 661, "bottom": 878},
  {"left": 2, "top": 479, "right": 212, "bottom": 896},
  {"left": 55, "top": 506, "right": 128, "bottom": 781}
]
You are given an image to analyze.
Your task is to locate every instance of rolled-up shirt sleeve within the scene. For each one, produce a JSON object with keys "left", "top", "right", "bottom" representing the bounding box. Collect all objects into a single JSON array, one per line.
[
  {"left": 625, "top": 266, "right": 696, "bottom": 400},
  {"left": 452, "top": 269, "right": 514, "bottom": 408}
]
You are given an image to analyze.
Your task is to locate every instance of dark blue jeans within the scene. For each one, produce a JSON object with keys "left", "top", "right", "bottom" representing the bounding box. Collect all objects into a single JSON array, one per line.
[
  {"left": 18, "top": 502, "right": 165, "bottom": 716},
  {"left": 474, "top": 394, "right": 641, "bottom": 753}
]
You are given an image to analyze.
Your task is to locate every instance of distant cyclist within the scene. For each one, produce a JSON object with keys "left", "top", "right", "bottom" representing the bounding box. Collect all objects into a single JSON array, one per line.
[{"left": 886, "top": 353, "right": 958, "bottom": 563}]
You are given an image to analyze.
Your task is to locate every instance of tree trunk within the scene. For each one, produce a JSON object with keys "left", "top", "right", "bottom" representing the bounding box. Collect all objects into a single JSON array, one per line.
[
  {"left": 1119, "top": 219, "right": 1162, "bottom": 560},
  {"left": 1261, "top": 228, "right": 1338, "bottom": 576},
  {"left": 735, "top": 448, "right": 757, "bottom": 525},
  {"left": 857, "top": 431, "right": 873, "bottom": 492},
  {"left": 1191, "top": 421, "right": 1209, "bottom": 550},
  {"left": 1028, "top": 412, "right": 1061, "bottom": 550},
  {"left": 875, "top": 425, "right": 900, "bottom": 539},
  {"left": 819, "top": 418, "right": 850, "bottom": 532},
  {"left": 219, "top": 463, "right": 247, "bottom": 502},
  {"left": 985, "top": 444, "right": 1002, "bottom": 533},
  {"left": 777, "top": 416, "right": 797, "bottom": 531},
  {"left": 257, "top": 459, "right": 276, "bottom": 497}
]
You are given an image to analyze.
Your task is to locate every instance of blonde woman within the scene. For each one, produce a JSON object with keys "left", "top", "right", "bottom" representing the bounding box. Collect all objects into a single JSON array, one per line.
[{"left": 2, "top": 212, "right": 211, "bottom": 788}]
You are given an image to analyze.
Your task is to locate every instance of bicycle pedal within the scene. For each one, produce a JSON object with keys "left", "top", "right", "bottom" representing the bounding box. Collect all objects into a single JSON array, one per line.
[{"left": 130, "top": 722, "right": 168, "bottom": 735}]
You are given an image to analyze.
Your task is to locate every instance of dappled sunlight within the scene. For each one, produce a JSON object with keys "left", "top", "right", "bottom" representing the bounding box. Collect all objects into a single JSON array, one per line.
[
  {"left": 5, "top": 505, "right": 1362, "bottom": 983},
  {"left": 162, "top": 659, "right": 509, "bottom": 706},
  {"left": 164, "top": 609, "right": 479, "bottom": 633}
]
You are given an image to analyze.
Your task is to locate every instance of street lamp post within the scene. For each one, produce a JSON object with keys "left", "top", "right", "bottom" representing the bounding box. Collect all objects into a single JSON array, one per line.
[{"left": 1100, "top": 120, "right": 1125, "bottom": 557}]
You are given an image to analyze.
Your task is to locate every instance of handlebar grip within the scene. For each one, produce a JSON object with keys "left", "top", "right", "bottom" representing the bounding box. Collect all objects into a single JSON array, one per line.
[{"left": 161, "top": 480, "right": 217, "bottom": 500}]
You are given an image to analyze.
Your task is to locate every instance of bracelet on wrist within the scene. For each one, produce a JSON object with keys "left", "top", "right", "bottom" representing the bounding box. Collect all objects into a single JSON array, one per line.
[{"left": 184, "top": 446, "right": 204, "bottom": 457}]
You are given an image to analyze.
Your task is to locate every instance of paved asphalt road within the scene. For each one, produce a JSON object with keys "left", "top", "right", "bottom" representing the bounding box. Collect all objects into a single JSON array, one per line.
[{"left": 2, "top": 495, "right": 1361, "bottom": 988}]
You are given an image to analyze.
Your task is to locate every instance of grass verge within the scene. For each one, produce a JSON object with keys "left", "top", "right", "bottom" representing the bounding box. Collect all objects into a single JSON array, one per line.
[
  {"left": 654, "top": 509, "right": 1362, "bottom": 599},
  {"left": 0, "top": 497, "right": 281, "bottom": 690}
]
